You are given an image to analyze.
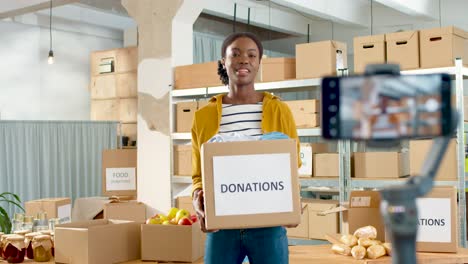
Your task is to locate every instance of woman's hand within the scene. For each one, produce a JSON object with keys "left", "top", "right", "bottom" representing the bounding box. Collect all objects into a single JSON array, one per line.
[{"left": 193, "top": 189, "right": 218, "bottom": 233}]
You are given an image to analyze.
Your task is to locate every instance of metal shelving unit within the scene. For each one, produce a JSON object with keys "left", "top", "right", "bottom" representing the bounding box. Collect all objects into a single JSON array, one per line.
[{"left": 170, "top": 62, "right": 468, "bottom": 247}]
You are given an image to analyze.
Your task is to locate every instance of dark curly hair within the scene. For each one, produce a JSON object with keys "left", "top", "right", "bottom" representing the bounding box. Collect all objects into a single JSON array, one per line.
[{"left": 218, "top": 32, "right": 264, "bottom": 85}]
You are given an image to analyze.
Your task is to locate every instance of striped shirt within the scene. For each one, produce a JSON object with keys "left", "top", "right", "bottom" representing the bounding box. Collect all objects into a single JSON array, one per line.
[{"left": 219, "top": 103, "right": 263, "bottom": 138}]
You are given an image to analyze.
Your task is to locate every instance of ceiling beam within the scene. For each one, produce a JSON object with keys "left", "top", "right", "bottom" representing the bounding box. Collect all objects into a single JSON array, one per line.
[
  {"left": 374, "top": 0, "right": 438, "bottom": 20},
  {"left": 0, "top": 0, "right": 79, "bottom": 19},
  {"left": 269, "top": 0, "right": 370, "bottom": 27}
]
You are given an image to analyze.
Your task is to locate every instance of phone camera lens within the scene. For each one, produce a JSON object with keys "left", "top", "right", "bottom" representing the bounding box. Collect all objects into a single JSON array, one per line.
[
  {"left": 330, "top": 129, "right": 337, "bottom": 136},
  {"left": 329, "top": 93, "right": 336, "bottom": 100},
  {"left": 328, "top": 105, "right": 338, "bottom": 112},
  {"left": 329, "top": 81, "right": 336, "bottom": 88},
  {"left": 330, "top": 117, "right": 337, "bottom": 124}
]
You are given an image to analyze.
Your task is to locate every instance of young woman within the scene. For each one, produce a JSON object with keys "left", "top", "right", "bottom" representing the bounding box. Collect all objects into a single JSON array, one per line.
[{"left": 191, "top": 32, "right": 301, "bottom": 264}]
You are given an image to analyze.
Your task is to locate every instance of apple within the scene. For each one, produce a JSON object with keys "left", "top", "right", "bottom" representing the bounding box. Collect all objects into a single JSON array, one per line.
[
  {"left": 190, "top": 214, "right": 197, "bottom": 223},
  {"left": 162, "top": 220, "right": 171, "bottom": 225},
  {"left": 178, "top": 217, "right": 193, "bottom": 225},
  {"left": 175, "top": 209, "right": 190, "bottom": 222},
  {"left": 146, "top": 217, "right": 162, "bottom": 225},
  {"left": 167, "top": 207, "right": 179, "bottom": 220},
  {"left": 170, "top": 218, "right": 178, "bottom": 225}
]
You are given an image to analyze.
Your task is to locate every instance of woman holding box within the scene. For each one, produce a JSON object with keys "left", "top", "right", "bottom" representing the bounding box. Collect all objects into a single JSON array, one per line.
[{"left": 191, "top": 32, "right": 301, "bottom": 264}]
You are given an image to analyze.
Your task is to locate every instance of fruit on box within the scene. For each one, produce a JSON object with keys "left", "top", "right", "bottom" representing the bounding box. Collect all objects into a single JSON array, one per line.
[{"left": 145, "top": 207, "right": 197, "bottom": 226}]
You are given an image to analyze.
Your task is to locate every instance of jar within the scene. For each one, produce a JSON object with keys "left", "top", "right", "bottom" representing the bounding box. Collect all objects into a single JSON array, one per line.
[
  {"left": 1, "top": 234, "right": 15, "bottom": 260},
  {"left": 24, "top": 232, "right": 41, "bottom": 259},
  {"left": 22, "top": 216, "right": 34, "bottom": 232},
  {"left": 12, "top": 213, "right": 24, "bottom": 233},
  {"left": 39, "top": 230, "right": 54, "bottom": 257},
  {"left": 13, "top": 230, "right": 29, "bottom": 237},
  {"left": 0, "top": 232, "right": 4, "bottom": 259},
  {"left": 32, "top": 235, "right": 53, "bottom": 262},
  {"left": 48, "top": 218, "right": 60, "bottom": 231},
  {"left": 35, "top": 213, "right": 48, "bottom": 232},
  {"left": 4, "top": 235, "right": 25, "bottom": 263}
]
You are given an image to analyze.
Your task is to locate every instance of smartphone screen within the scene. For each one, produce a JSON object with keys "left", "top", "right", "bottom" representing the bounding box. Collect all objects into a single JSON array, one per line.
[{"left": 321, "top": 74, "right": 452, "bottom": 140}]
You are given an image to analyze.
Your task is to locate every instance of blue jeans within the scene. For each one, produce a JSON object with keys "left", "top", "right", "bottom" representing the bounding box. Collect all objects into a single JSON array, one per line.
[{"left": 204, "top": 226, "right": 288, "bottom": 264}]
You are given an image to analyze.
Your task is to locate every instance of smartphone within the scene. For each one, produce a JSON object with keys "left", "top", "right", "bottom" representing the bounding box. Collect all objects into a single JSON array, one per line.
[{"left": 321, "top": 73, "right": 452, "bottom": 140}]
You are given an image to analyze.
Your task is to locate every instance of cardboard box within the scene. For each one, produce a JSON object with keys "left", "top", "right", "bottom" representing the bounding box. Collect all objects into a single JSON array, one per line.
[
  {"left": 201, "top": 139, "right": 300, "bottom": 230},
  {"left": 176, "top": 101, "right": 197, "bottom": 132},
  {"left": 354, "top": 152, "right": 409, "bottom": 178},
  {"left": 25, "top": 197, "right": 71, "bottom": 223},
  {"left": 416, "top": 187, "right": 457, "bottom": 253},
  {"left": 141, "top": 223, "right": 204, "bottom": 262},
  {"left": 286, "top": 203, "right": 309, "bottom": 239},
  {"left": 102, "top": 149, "right": 137, "bottom": 197},
  {"left": 313, "top": 153, "right": 339, "bottom": 177},
  {"left": 299, "top": 143, "right": 312, "bottom": 176},
  {"left": 90, "top": 99, "right": 119, "bottom": 121},
  {"left": 296, "top": 40, "right": 347, "bottom": 79},
  {"left": 174, "top": 144, "right": 192, "bottom": 176},
  {"left": 55, "top": 219, "right": 141, "bottom": 264},
  {"left": 386, "top": 30, "right": 420, "bottom": 70},
  {"left": 260, "top": 57, "right": 296, "bottom": 82},
  {"left": 90, "top": 72, "right": 137, "bottom": 100},
  {"left": 174, "top": 61, "right": 223, "bottom": 89},
  {"left": 91, "top": 47, "right": 137, "bottom": 76},
  {"left": 103, "top": 201, "right": 146, "bottom": 223},
  {"left": 420, "top": 26, "right": 468, "bottom": 68},
  {"left": 176, "top": 196, "right": 196, "bottom": 215},
  {"left": 409, "top": 139, "right": 457, "bottom": 180},
  {"left": 120, "top": 98, "right": 137, "bottom": 123},
  {"left": 284, "top": 100, "right": 320, "bottom": 128},
  {"left": 307, "top": 199, "right": 339, "bottom": 240},
  {"left": 310, "top": 143, "right": 329, "bottom": 153},
  {"left": 354, "top": 34, "right": 386, "bottom": 73}
]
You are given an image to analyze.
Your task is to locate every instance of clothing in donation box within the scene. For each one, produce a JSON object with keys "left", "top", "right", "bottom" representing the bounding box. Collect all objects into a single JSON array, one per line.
[{"left": 201, "top": 133, "right": 301, "bottom": 230}]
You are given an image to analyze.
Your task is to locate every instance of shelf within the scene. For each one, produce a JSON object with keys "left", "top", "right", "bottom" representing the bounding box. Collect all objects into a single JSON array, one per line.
[
  {"left": 288, "top": 238, "right": 330, "bottom": 246},
  {"left": 172, "top": 128, "right": 320, "bottom": 140},
  {"left": 350, "top": 177, "right": 468, "bottom": 189},
  {"left": 401, "top": 66, "right": 468, "bottom": 77},
  {"left": 300, "top": 177, "right": 339, "bottom": 188},
  {"left": 173, "top": 176, "right": 192, "bottom": 184},
  {"left": 171, "top": 78, "right": 322, "bottom": 97}
]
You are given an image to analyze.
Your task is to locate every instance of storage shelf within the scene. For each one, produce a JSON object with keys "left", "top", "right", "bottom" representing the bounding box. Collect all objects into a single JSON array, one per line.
[
  {"left": 172, "top": 128, "right": 320, "bottom": 140},
  {"left": 173, "top": 175, "right": 192, "bottom": 184},
  {"left": 351, "top": 177, "right": 468, "bottom": 189},
  {"left": 171, "top": 78, "right": 321, "bottom": 97},
  {"left": 300, "top": 177, "right": 339, "bottom": 188},
  {"left": 288, "top": 238, "right": 330, "bottom": 246},
  {"left": 402, "top": 66, "right": 468, "bottom": 77}
]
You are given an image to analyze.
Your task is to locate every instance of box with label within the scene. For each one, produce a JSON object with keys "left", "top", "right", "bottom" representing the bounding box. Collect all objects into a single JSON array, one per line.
[
  {"left": 386, "top": 30, "right": 420, "bottom": 70},
  {"left": 284, "top": 100, "right": 320, "bottom": 128},
  {"left": 313, "top": 153, "right": 339, "bottom": 177},
  {"left": 296, "top": 40, "right": 347, "bottom": 79},
  {"left": 176, "top": 101, "right": 197, "bottom": 132},
  {"left": 201, "top": 139, "right": 300, "bottom": 230},
  {"left": 299, "top": 143, "right": 313, "bottom": 176},
  {"left": 260, "top": 58, "right": 296, "bottom": 82},
  {"left": 410, "top": 139, "right": 456, "bottom": 180},
  {"left": 102, "top": 149, "right": 137, "bottom": 197},
  {"left": 91, "top": 47, "right": 137, "bottom": 76},
  {"left": 354, "top": 152, "right": 409, "bottom": 178},
  {"left": 176, "top": 196, "right": 196, "bottom": 215},
  {"left": 286, "top": 203, "right": 309, "bottom": 239},
  {"left": 55, "top": 219, "right": 141, "bottom": 264},
  {"left": 25, "top": 198, "right": 72, "bottom": 223},
  {"left": 174, "top": 61, "right": 223, "bottom": 89},
  {"left": 307, "top": 199, "right": 339, "bottom": 240},
  {"left": 420, "top": 26, "right": 468, "bottom": 68},
  {"left": 416, "top": 187, "right": 457, "bottom": 253},
  {"left": 354, "top": 34, "right": 386, "bottom": 73},
  {"left": 141, "top": 222, "right": 205, "bottom": 262},
  {"left": 103, "top": 201, "right": 146, "bottom": 223},
  {"left": 174, "top": 144, "right": 192, "bottom": 176}
]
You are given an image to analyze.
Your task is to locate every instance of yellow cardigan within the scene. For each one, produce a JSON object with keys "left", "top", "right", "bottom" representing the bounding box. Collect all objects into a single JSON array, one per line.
[{"left": 191, "top": 92, "right": 301, "bottom": 195}]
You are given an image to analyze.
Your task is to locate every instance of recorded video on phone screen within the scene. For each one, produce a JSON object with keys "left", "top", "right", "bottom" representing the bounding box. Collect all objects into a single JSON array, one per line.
[{"left": 340, "top": 75, "right": 444, "bottom": 140}]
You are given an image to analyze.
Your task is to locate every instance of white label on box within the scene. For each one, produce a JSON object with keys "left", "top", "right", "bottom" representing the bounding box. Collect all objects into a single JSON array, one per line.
[
  {"left": 351, "top": 196, "right": 371, "bottom": 207},
  {"left": 213, "top": 153, "right": 293, "bottom": 216},
  {"left": 58, "top": 204, "right": 72, "bottom": 223},
  {"left": 106, "top": 167, "right": 136, "bottom": 191},
  {"left": 298, "top": 145, "right": 312, "bottom": 176},
  {"left": 416, "top": 198, "right": 451, "bottom": 243}
]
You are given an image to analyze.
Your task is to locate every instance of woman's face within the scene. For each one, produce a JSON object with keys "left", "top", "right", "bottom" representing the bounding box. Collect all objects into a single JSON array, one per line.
[{"left": 222, "top": 37, "right": 260, "bottom": 86}]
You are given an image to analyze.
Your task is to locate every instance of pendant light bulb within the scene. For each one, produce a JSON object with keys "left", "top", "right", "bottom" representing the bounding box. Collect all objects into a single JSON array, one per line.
[{"left": 48, "top": 50, "right": 54, "bottom": 64}]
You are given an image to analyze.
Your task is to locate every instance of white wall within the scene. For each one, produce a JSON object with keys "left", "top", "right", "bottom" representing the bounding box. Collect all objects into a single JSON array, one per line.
[{"left": 0, "top": 17, "right": 122, "bottom": 120}]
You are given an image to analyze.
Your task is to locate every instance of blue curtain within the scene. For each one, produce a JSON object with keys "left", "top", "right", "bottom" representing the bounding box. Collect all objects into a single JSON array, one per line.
[{"left": 0, "top": 121, "right": 118, "bottom": 217}]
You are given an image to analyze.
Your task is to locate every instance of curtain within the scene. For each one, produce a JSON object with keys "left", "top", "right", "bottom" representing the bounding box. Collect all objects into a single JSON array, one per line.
[{"left": 0, "top": 121, "right": 118, "bottom": 217}]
